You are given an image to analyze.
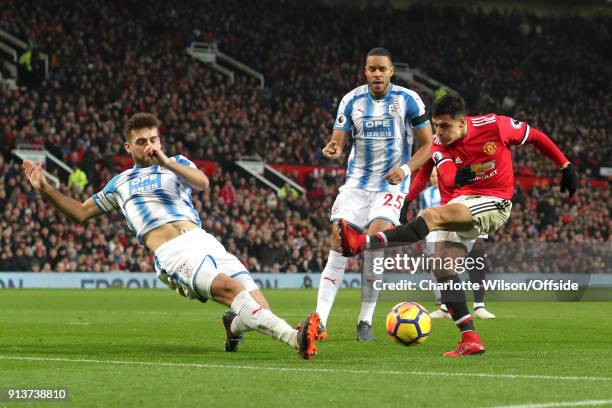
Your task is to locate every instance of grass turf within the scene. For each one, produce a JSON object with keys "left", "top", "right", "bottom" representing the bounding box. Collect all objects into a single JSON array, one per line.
[{"left": 1, "top": 289, "right": 611, "bottom": 408}]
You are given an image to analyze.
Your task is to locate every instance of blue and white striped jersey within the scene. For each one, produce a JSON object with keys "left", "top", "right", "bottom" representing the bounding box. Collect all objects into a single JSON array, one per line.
[
  {"left": 333, "top": 83, "right": 429, "bottom": 194},
  {"left": 91, "top": 155, "right": 202, "bottom": 244},
  {"left": 420, "top": 186, "right": 441, "bottom": 210}
]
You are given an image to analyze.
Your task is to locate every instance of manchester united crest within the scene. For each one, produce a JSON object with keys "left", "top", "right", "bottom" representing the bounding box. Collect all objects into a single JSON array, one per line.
[{"left": 483, "top": 141, "right": 496, "bottom": 155}]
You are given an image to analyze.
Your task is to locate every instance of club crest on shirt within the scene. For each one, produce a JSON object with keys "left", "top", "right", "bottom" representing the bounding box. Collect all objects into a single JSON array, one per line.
[
  {"left": 483, "top": 141, "right": 497, "bottom": 155},
  {"left": 389, "top": 101, "right": 401, "bottom": 116}
]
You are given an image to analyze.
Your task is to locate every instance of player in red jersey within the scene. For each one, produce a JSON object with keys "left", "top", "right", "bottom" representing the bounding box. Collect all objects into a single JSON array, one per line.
[
  {"left": 339, "top": 94, "right": 577, "bottom": 356},
  {"left": 404, "top": 161, "right": 496, "bottom": 320}
]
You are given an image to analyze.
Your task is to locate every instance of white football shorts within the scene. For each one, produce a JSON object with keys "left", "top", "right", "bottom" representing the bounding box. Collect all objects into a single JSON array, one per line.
[
  {"left": 153, "top": 228, "right": 257, "bottom": 301},
  {"left": 329, "top": 186, "right": 405, "bottom": 230},
  {"left": 436, "top": 195, "right": 511, "bottom": 252}
]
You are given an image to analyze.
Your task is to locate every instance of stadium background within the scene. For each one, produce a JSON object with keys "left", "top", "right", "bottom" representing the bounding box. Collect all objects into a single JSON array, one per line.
[
  {"left": 0, "top": 0, "right": 609, "bottom": 275},
  {"left": 1, "top": 2, "right": 612, "bottom": 408}
]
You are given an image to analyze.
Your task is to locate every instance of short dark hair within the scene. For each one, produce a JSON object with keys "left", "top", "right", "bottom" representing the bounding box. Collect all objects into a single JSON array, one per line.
[
  {"left": 431, "top": 94, "right": 466, "bottom": 119},
  {"left": 366, "top": 47, "right": 392, "bottom": 63},
  {"left": 124, "top": 113, "right": 160, "bottom": 141}
]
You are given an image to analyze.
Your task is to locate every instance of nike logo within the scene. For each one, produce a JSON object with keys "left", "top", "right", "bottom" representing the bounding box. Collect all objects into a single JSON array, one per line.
[
  {"left": 323, "top": 277, "right": 337, "bottom": 285},
  {"left": 252, "top": 306, "right": 263, "bottom": 316}
]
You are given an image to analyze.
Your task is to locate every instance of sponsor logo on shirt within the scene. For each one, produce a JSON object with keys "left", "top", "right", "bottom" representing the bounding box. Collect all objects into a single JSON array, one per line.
[
  {"left": 128, "top": 174, "right": 161, "bottom": 195},
  {"left": 363, "top": 119, "right": 394, "bottom": 139},
  {"left": 470, "top": 160, "right": 496, "bottom": 175}
]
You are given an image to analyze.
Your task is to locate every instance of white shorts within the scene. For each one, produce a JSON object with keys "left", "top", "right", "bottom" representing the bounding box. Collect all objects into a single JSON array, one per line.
[
  {"left": 153, "top": 228, "right": 257, "bottom": 301},
  {"left": 436, "top": 195, "right": 511, "bottom": 252},
  {"left": 329, "top": 186, "right": 405, "bottom": 230}
]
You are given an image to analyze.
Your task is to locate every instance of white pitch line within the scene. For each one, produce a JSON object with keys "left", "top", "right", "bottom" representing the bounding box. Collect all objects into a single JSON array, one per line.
[
  {"left": 484, "top": 399, "right": 612, "bottom": 408},
  {"left": 0, "top": 355, "right": 611, "bottom": 383}
]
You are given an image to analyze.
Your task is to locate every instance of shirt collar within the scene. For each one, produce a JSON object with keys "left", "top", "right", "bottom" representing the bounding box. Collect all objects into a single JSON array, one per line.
[{"left": 368, "top": 83, "right": 393, "bottom": 101}]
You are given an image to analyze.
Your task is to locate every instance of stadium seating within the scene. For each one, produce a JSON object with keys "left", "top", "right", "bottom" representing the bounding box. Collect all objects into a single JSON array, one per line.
[{"left": 0, "top": 1, "right": 609, "bottom": 272}]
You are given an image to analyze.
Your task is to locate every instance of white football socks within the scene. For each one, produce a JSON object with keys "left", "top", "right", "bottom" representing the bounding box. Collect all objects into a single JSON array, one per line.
[
  {"left": 316, "top": 250, "right": 348, "bottom": 327},
  {"left": 357, "top": 302, "right": 377, "bottom": 324},
  {"left": 230, "top": 291, "right": 297, "bottom": 348}
]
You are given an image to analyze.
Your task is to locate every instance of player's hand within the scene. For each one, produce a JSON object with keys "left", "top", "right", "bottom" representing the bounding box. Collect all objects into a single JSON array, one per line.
[
  {"left": 560, "top": 163, "right": 577, "bottom": 199},
  {"left": 455, "top": 166, "right": 476, "bottom": 187},
  {"left": 385, "top": 168, "right": 407, "bottom": 185},
  {"left": 22, "top": 160, "right": 48, "bottom": 191},
  {"left": 322, "top": 140, "right": 341, "bottom": 159},
  {"left": 144, "top": 145, "right": 169, "bottom": 166}
]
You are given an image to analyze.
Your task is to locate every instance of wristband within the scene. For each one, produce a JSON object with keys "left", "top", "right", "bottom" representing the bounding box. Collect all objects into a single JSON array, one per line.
[{"left": 400, "top": 164, "right": 411, "bottom": 179}]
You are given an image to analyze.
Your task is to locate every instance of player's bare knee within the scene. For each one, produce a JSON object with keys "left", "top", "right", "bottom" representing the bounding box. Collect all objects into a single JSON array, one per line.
[
  {"left": 330, "top": 222, "right": 343, "bottom": 253},
  {"left": 211, "top": 274, "right": 244, "bottom": 299},
  {"left": 420, "top": 208, "right": 443, "bottom": 229}
]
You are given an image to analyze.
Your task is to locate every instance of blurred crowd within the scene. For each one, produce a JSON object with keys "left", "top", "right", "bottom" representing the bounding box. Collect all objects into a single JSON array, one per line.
[
  {"left": 1, "top": 153, "right": 608, "bottom": 273},
  {"left": 0, "top": 0, "right": 609, "bottom": 272}
]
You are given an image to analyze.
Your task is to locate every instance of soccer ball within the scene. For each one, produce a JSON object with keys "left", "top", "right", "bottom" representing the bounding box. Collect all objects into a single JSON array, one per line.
[{"left": 386, "top": 302, "right": 432, "bottom": 346}]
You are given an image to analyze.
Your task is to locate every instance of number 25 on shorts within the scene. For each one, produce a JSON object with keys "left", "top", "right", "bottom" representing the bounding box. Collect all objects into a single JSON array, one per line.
[{"left": 383, "top": 194, "right": 404, "bottom": 210}]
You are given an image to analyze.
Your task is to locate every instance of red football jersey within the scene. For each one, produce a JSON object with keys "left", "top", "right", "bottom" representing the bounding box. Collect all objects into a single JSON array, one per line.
[{"left": 431, "top": 114, "right": 532, "bottom": 200}]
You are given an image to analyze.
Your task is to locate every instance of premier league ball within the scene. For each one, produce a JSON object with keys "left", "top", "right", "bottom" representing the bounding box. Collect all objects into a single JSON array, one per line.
[{"left": 385, "top": 302, "right": 432, "bottom": 346}]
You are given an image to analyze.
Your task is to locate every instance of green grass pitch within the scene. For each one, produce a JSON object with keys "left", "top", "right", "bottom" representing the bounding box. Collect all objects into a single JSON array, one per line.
[{"left": 1, "top": 289, "right": 611, "bottom": 408}]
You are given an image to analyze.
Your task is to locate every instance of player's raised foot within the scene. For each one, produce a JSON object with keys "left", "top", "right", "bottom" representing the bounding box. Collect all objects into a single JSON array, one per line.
[
  {"left": 473, "top": 307, "right": 496, "bottom": 319},
  {"left": 430, "top": 308, "right": 452, "bottom": 319},
  {"left": 296, "top": 312, "right": 320, "bottom": 360},
  {"left": 222, "top": 311, "right": 243, "bottom": 352},
  {"left": 444, "top": 331, "right": 485, "bottom": 357},
  {"left": 296, "top": 321, "right": 328, "bottom": 341},
  {"left": 338, "top": 219, "right": 367, "bottom": 257},
  {"left": 356, "top": 320, "right": 374, "bottom": 342}
]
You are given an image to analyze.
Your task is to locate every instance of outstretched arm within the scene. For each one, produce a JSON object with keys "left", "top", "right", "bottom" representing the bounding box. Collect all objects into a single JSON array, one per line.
[
  {"left": 500, "top": 116, "right": 576, "bottom": 198},
  {"left": 23, "top": 160, "right": 102, "bottom": 223},
  {"left": 525, "top": 128, "right": 576, "bottom": 198},
  {"left": 525, "top": 128, "right": 569, "bottom": 169}
]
